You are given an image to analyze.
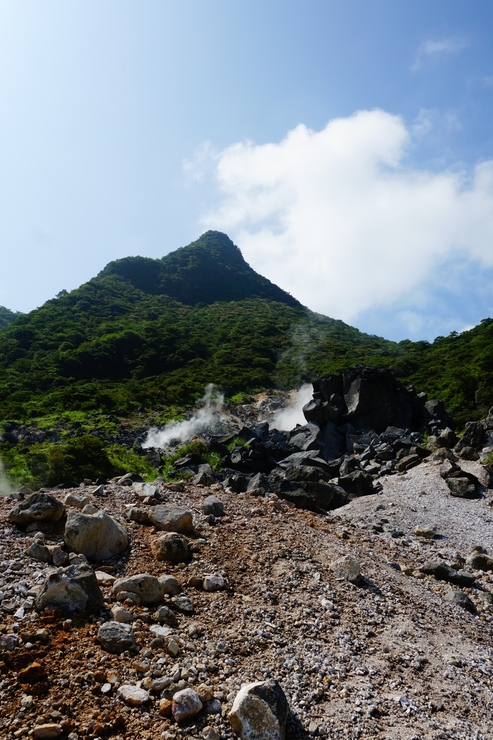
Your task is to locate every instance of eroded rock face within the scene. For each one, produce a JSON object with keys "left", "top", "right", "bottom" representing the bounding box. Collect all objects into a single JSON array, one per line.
[
  {"left": 8, "top": 493, "right": 65, "bottom": 528},
  {"left": 64, "top": 509, "right": 129, "bottom": 562},
  {"left": 228, "top": 680, "right": 289, "bottom": 740},
  {"left": 34, "top": 563, "right": 103, "bottom": 616}
]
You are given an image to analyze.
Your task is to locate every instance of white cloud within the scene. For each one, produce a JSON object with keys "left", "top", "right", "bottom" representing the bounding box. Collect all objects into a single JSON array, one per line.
[
  {"left": 200, "top": 109, "right": 493, "bottom": 324},
  {"left": 412, "top": 37, "right": 467, "bottom": 71}
]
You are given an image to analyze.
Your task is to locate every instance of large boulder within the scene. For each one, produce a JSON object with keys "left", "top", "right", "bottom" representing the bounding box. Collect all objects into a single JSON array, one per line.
[
  {"left": 228, "top": 680, "right": 289, "bottom": 740},
  {"left": 64, "top": 509, "right": 129, "bottom": 562},
  {"left": 8, "top": 493, "right": 65, "bottom": 528},
  {"left": 279, "top": 480, "right": 348, "bottom": 513},
  {"left": 147, "top": 505, "right": 194, "bottom": 534},
  {"left": 34, "top": 563, "right": 103, "bottom": 616},
  {"left": 343, "top": 366, "right": 414, "bottom": 433}
]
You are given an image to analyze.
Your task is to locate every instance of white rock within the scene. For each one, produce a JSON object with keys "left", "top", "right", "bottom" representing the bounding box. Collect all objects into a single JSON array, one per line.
[{"left": 117, "top": 684, "right": 150, "bottom": 706}]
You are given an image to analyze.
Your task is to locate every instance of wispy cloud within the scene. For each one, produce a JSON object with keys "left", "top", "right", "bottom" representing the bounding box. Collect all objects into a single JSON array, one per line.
[{"left": 412, "top": 37, "right": 468, "bottom": 71}]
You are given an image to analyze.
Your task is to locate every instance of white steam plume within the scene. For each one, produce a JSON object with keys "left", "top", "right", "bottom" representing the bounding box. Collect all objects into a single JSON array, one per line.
[
  {"left": 270, "top": 384, "right": 313, "bottom": 431},
  {"left": 143, "top": 384, "right": 225, "bottom": 449},
  {"left": 0, "top": 458, "right": 13, "bottom": 497}
]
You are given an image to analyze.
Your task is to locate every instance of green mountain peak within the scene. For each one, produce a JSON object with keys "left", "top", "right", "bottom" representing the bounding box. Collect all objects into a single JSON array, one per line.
[{"left": 99, "top": 231, "right": 302, "bottom": 308}]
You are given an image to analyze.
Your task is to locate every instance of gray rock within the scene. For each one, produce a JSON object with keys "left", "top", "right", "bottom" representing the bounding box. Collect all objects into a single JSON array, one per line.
[
  {"left": 64, "top": 493, "right": 90, "bottom": 509},
  {"left": 158, "top": 574, "right": 182, "bottom": 595},
  {"left": 228, "top": 679, "right": 289, "bottom": 740},
  {"left": 152, "top": 604, "right": 178, "bottom": 625},
  {"left": 35, "top": 563, "right": 103, "bottom": 616},
  {"left": 117, "top": 684, "right": 149, "bottom": 705},
  {"left": 98, "top": 621, "right": 136, "bottom": 653},
  {"left": 247, "top": 474, "right": 270, "bottom": 493},
  {"left": 64, "top": 509, "right": 129, "bottom": 562},
  {"left": 0, "top": 633, "right": 19, "bottom": 651},
  {"left": 331, "top": 555, "right": 361, "bottom": 585},
  {"left": 172, "top": 594, "right": 194, "bottom": 614},
  {"left": 203, "top": 574, "right": 228, "bottom": 592},
  {"left": 26, "top": 540, "right": 53, "bottom": 564},
  {"left": 478, "top": 466, "right": 493, "bottom": 489},
  {"left": 444, "top": 590, "right": 476, "bottom": 614},
  {"left": 466, "top": 549, "right": 493, "bottom": 571},
  {"left": 125, "top": 506, "right": 152, "bottom": 525},
  {"left": 337, "top": 470, "right": 374, "bottom": 497},
  {"left": 203, "top": 495, "right": 225, "bottom": 516},
  {"left": 151, "top": 532, "right": 191, "bottom": 563},
  {"left": 8, "top": 493, "right": 65, "bottom": 528},
  {"left": 112, "top": 573, "right": 164, "bottom": 605},
  {"left": 420, "top": 561, "right": 476, "bottom": 587},
  {"left": 457, "top": 446, "right": 480, "bottom": 461},
  {"left": 436, "top": 427, "right": 458, "bottom": 449},
  {"left": 148, "top": 505, "right": 194, "bottom": 534},
  {"left": 446, "top": 477, "right": 479, "bottom": 499},
  {"left": 111, "top": 605, "right": 134, "bottom": 623},
  {"left": 395, "top": 454, "right": 421, "bottom": 473},
  {"left": 193, "top": 471, "right": 216, "bottom": 486},
  {"left": 172, "top": 687, "right": 203, "bottom": 722},
  {"left": 439, "top": 459, "right": 461, "bottom": 479},
  {"left": 133, "top": 482, "right": 158, "bottom": 499}
]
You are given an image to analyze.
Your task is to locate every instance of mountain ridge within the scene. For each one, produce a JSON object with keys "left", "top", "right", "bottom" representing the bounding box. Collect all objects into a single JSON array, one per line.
[{"left": 0, "top": 231, "right": 491, "bottom": 429}]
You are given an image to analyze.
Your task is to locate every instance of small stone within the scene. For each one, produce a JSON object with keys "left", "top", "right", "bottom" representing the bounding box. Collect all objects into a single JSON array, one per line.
[
  {"left": 64, "top": 493, "right": 90, "bottom": 509},
  {"left": 414, "top": 525, "right": 437, "bottom": 539},
  {"left": 117, "top": 684, "right": 150, "bottom": 706},
  {"left": 203, "top": 496, "right": 225, "bottom": 517},
  {"left": 152, "top": 604, "right": 178, "bottom": 625},
  {"left": 151, "top": 532, "right": 191, "bottom": 563},
  {"left": 172, "top": 687, "right": 203, "bottom": 722},
  {"left": 444, "top": 590, "right": 476, "bottom": 613},
  {"left": 196, "top": 683, "right": 214, "bottom": 702},
  {"left": 0, "top": 633, "right": 18, "bottom": 651},
  {"left": 159, "top": 698, "right": 173, "bottom": 716},
  {"left": 26, "top": 541, "right": 53, "bottom": 564},
  {"left": 81, "top": 503, "right": 99, "bottom": 515},
  {"left": 331, "top": 555, "right": 361, "bottom": 585},
  {"left": 159, "top": 575, "right": 182, "bottom": 595},
  {"left": 203, "top": 574, "right": 228, "bottom": 592},
  {"left": 112, "top": 573, "right": 164, "bottom": 605},
  {"left": 149, "top": 624, "right": 173, "bottom": 639},
  {"left": 172, "top": 595, "right": 194, "bottom": 614},
  {"left": 228, "top": 680, "right": 289, "bottom": 740},
  {"left": 203, "top": 726, "right": 220, "bottom": 740},
  {"left": 166, "top": 637, "right": 180, "bottom": 657},
  {"left": 148, "top": 505, "right": 194, "bottom": 534},
  {"left": 98, "top": 621, "right": 136, "bottom": 654},
  {"left": 111, "top": 606, "right": 134, "bottom": 623},
  {"left": 119, "top": 591, "right": 141, "bottom": 606},
  {"left": 32, "top": 724, "right": 63, "bottom": 739}
]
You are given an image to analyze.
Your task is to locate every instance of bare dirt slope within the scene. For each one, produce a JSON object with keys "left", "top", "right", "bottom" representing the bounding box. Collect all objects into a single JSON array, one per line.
[{"left": 1, "top": 457, "right": 493, "bottom": 739}]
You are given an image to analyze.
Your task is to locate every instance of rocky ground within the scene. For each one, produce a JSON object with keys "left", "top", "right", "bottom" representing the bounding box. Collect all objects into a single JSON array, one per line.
[{"left": 2, "top": 455, "right": 493, "bottom": 740}]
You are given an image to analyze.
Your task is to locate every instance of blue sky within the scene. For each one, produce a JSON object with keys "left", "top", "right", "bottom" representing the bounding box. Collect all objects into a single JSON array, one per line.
[{"left": 1, "top": 1, "right": 493, "bottom": 341}]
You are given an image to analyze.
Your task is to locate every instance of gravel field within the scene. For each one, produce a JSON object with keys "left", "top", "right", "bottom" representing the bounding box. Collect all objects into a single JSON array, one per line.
[{"left": 1, "top": 456, "right": 493, "bottom": 740}]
